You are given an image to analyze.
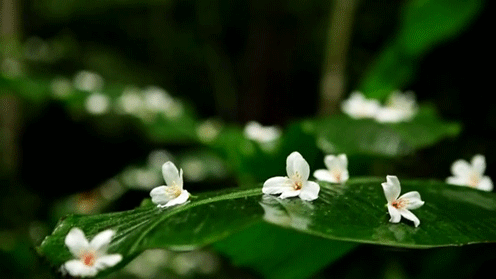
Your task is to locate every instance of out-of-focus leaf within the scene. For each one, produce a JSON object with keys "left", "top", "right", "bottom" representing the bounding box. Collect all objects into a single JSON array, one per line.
[
  {"left": 213, "top": 222, "right": 357, "bottom": 279},
  {"left": 360, "top": 0, "right": 483, "bottom": 99},
  {"left": 307, "top": 106, "right": 460, "bottom": 156}
]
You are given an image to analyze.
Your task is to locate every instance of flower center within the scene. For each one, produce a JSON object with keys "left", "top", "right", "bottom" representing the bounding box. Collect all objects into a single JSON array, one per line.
[
  {"left": 391, "top": 199, "right": 406, "bottom": 209},
  {"left": 332, "top": 170, "right": 341, "bottom": 182},
  {"left": 468, "top": 172, "right": 480, "bottom": 187},
  {"left": 293, "top": 181, "right": 303, "bottom": 190},
  {"left": 165, "top": 184, "right": 182, "bottom": 198},
  {"left": 81, "top": 252, "right": 96, "bottom": 267}
]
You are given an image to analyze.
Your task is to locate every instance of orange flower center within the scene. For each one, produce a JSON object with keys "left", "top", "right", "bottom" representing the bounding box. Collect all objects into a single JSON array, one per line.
[
  {"left": 391, "top": 199, "right": 406, "bottom": 209},
  {"left": 468, "top": 172, "right": 480, "bottom": 187},
  {"left": 293, "top": 181, "right": 302, "bottom": 190},
  {"left": 81, "top": 252, "right": 96, "bottom": 267}
]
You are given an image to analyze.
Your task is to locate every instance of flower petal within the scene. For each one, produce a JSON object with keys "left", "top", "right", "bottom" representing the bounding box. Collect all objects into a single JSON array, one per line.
[
  {"left": 262, "top": 176, "right": 293, "bottom": 195},
  {"left": 286, "top": 152, "right": 310, "bottom": 180},
  {"left": 164, "top": 189, "right": 190, "bottom": 207},
  {"left": 89, "top": 229, "right": 115, "bottom": 252},
  {"left": 339, "top": 170, "right": 350, "bottom": 183},
  {"left": 150, "top": 185, "right": 173, "bottom": 204},
  {"left": 65, "top": 228, "right": 89, "bottom": 256},
  {"left": 477, "top": 176, "right": 493, "bottom": 191},
  {"left": 313, "top": 169, "right": 336, "bottom": 183},
  {"left": 399, "top": 191, "right": 424, "bottom": 210},
  {"left": 94, "top": 254, "right": 123, "bottom": 270},
  {"left": 446, "top": 176, "right": 466, "bottom": 186},
  {"left": 451, "top": 159, "right": 471, "bottom": 177},
  {"left": 471, "top": 154, "right": 486, "bottom": 175},
  {"left": 279, "top": 189, "right": 301, "bottom": 199},
  {"left": 299, "top": 181, "right": 320, "bottom": 201},
  {"left": 162, "top": 161, "right": 182, "bottom": 187},
  {"left": 323, "top": 155, "right": 337, "bottom": 170},
  {"left": 382, "top": 175, "right": 401, "bottom": 202},
  {"left": 387, "top": 205, "right": 401, "bottom": 223},
  {"left": 63, "top": 259, "right": 97, "bottom": 277},
  {"left": 399, "top": 209, "right": 421, "bottom": 227}
]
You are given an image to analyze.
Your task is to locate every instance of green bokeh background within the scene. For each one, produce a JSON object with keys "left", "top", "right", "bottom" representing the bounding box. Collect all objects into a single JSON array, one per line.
[{"left": 1, "top": 0, "right": 495, "bottom": 278}]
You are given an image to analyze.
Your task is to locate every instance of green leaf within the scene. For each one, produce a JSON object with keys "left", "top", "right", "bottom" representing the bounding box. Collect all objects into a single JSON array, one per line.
[
  {"left": 213, "top": 222, "right": 357, "bottom": 279},
  {"left": 306, "top": 107, "right": 460, "bottom": 156},
  {"left": 38, "top": 178, "right": 496, "bottom": 278},
  {"left": 360, "top": 0, "right": 482, "bottom": 99}
]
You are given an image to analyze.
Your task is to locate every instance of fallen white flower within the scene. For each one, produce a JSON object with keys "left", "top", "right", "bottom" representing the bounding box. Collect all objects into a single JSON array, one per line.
[
  {"left": 341, "top": 91, "right": 380, "bottom": 119},
  {"left": 150, "top": 161, "right": 190, "bottom": 207},
  {"left": 62, "top": 228, "right": 122, "bottom": 277},
  {"left": 382, "top": 175, "right": 424, "bottom": 227},
  {"left": 446, "top": 154, "right": 493, "bottom": 191},
  {"left": 313, "top": 154, "right": 349, "bottom": 183},
  {"left": 263, "top": 151, "right": 320, "bottom": 201}
]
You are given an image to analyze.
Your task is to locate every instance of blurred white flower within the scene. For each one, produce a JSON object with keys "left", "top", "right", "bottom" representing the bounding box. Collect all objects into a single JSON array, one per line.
[
  {"left": 341, "top": 91, "right": 380, "bottom": 119},
  {"left": 73, "top": 70, "right": 104, "bottom": 92},
  {"left": 375, "top": 91, "right": 418, "bottom": 123},
  {"left": 446, "top": 154, "right": 493, "bottom": 191},
  {"left": 143, "top": 86, "right": 173, "bottom": 112},
  {"left": 382, "top": 175, "right": 424, "bottom": 227},
  {"left": 147, "top": 149, "right": 173, "bottom": 169},
  {"left": 150, "top": 162, "right": 190, "bottom": 207},
  {"left": 51, "top": 76, "right": 73, "bottom": 99},
  {"left": 117, "top": 86, "right": 143, "bottom": 114},
  {"left": 62, "top": 228, "right": 122, "bottom": 277},
  {"left": 263, "top": 152, "right": 320, "bottom": 201},
  {"left": 243, "top": 121, "right": 281, "bottom": 143},
  {"left": 85, "top": 93, "right": 110, "bottom": 115},
  {"left": 313, "top": 154, "right": 349, "bottom": 183},
  {"left": 196, "top": 119, "right": 222, "bottom": 143}
]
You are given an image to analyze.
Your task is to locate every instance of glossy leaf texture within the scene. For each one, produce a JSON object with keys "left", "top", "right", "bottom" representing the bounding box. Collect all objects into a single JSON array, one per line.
[
  {"left": 305, "top": 106, "right": 460, "bottom": 157},
  {"left": 38, "top": 178, "right": 496, "bottom": 278}
]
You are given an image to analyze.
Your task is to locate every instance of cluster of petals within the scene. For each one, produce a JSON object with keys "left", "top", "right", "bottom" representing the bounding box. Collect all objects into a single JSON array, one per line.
[
  {"left": 341, "top": 91, "right": 380, "bottom": 119},
  {"left": 243, "top": 121, "right": 282, "bottom": 143},
  {"left": 150, "top": 161, "right": 190, "bottom": 207},
  {"left": 62, "top": 228, "right": 122, "bottom": 277},
  {"left": 117, "top": 86, "right": 183, "bottom": 119},
  {"left": 382, "top": 175, "right": 425, "bottom": 227},
  {"left": 446, "top": 154, "right": 493, "bottom": 191},
  {"left": 313, "top": 154, "right": 349, "bottom": 183},
  {"left": 262, "top": 152, "right": 320, "bottom": 201},
  {"left": 341, "top": 91, "right": 418, "bottom": 123}
]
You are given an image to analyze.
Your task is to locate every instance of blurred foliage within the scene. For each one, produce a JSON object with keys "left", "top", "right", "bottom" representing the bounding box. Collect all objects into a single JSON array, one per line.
[{"left": 1, "top": 0, "right": 494, "bottom": 278}]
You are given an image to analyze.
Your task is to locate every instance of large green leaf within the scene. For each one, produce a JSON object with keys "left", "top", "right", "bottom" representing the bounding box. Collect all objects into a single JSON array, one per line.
[
  {"left": 305, "top": 106, "right": 460, "bottom": 156},
  {"left": 38, "top": 178, "right": 496, "bottom": 278},
  {"left": 213, "top": 222, "right": 357, "bottom": 279}
]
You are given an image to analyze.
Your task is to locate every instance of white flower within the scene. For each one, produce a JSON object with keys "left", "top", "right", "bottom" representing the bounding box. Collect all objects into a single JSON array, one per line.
[
  {"left": 62, "top": 228, "right": 122, "bottom": 277},
  {"left": 446, "top": 155, "right": 493, "bottom": 191},
  {"left": 375, "top": 90, "right": 418, "bottom": 123},
  {"left": 263, "top": 152, "right": 320, "bottom": 201},
  {"left": 196, "top": 119, "right": 222, "bottom": 143},
  {"left": 243, "top": 121, "right": 281, "bottom": 143},
  {"left": 150, "top": 161, "right": 190, "bottom": 207},
  {"left": 341, "top": 91, "right": 380, "bottom": 119},
  {"left": 313, "top": 154, "right": 349, "bottom": 183},
  {"left": 118, "top": 87, "right": 143, "bottom": 115},
  {"left": 85, "top": 93, "right": 110, "bottom": 115},
  {"left": 73, "top": 70, "right": 104, "bottom": 92},
  {"left": 143, "top": 86, "right": 173, "bottom": 113},
  {"left": 382, "top": 175, "right": 425, "bottom": 227}
]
